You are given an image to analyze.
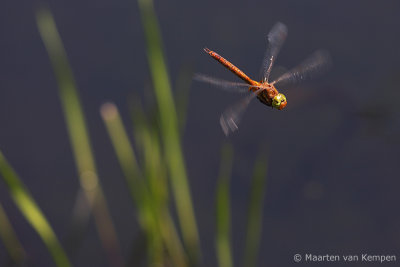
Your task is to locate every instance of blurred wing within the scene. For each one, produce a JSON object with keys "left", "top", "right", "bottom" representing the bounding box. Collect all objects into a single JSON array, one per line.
[
  {"left": 260, "top": 22, "right": 288, "bottom": 83},
  {"left": 220, "top": 89, "right": 262, "bottom": 136},
  {"left": 272, "top": 50, "right": 331, "bottom": 87},
  {"left": 194, "top": 73, "right": 265, "bottom": 93}
]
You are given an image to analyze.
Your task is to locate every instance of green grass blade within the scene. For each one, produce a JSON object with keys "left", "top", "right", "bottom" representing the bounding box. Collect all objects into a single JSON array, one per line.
[
  {"left": 100, "top": 103, "right": 146, "bottom": 215},
  {"left": 102, "top": 102, "right": 187, "bottom": 267},
  {"left": 101, "top": 102, "right": 160, "bottom": 265},
  {"left": 35, "top": 8, "right": 123, "bottom": 266},
  {"left": 0, "top": 151, "right": 71, "bottom": 267},
  {"left": 0, "top": 202, "right": 26, "bottom": 264},
  {"left": 137, "top": 0, "right": 200, "bottom": 262},
  {"left": 134, "top": 102, "right": 188, "bottom": 267},
  {"left": 129, "top": 99, "right": 167, "bottom": 265},
  {"left": 242, "top": 151, "right": 269, "bottom": 267},
  {"left": 140, "top": 125, "right": 187, "bottom": 266},
  {"left": 215, "top": 144, "right": 234, "bottom": 267}
]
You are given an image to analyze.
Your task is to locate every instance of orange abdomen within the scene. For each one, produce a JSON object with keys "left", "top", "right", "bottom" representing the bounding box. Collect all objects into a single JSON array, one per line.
[{"left": 204, "top": 48, "right": 258, "bottom": 86}]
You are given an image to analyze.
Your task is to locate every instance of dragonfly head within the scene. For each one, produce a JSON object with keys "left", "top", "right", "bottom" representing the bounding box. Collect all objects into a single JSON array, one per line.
[{"left": 272, "top": 93, "right": 287, "bottom": 110}]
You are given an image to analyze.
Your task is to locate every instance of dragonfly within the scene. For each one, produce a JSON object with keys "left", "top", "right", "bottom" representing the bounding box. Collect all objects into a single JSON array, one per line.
[{"left": 195, "top": 22, "right": 330, "bottom": 136}]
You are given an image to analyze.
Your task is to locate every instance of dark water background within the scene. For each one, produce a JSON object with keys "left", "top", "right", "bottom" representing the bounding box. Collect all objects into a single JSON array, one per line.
[{"left": 1, "top": 0, "right": 400, "bottom": 266}]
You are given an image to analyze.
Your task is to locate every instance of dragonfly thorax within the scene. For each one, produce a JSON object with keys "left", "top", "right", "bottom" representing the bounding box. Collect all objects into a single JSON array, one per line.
[
  {"left": 254, "top": 83, "right": 286, "bottom": 110},
  {"left": 256, "top": 90, "right": 273, "bottom": 107}
]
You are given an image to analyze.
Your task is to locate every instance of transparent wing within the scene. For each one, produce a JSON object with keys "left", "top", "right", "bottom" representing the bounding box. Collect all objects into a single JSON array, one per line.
[
  {"left": 194, "top": 73, "right": 266, "bottom": 93},
  {"left": 220, "top": 89, "right": 263, "bottom": 136},
  {"left": 272, "top": 50, "right": 331, "bottom": 87},
  {"left": 260, "top": 22, "right": 288, "bottom": 83}
]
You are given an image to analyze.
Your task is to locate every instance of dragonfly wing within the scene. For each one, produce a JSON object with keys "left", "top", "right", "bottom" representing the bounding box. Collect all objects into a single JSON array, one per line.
[
  {"left": 220, "top": 89, "right": 262, "bottom": 136},
  {"left": 194, "top": 73, "right": 251, "bottom": 93},
  {"left": 260, "top": 22, "right": 288, "bottom": 83},
  {"left": 272, "top": 50, "right": 331, "bottom": 87},
  {"left": 194, "top": 73, "right": 266, "bottom": 93}
]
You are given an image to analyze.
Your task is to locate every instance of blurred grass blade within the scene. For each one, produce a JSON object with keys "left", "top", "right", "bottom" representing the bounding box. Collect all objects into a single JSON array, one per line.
[
  {"left": 100, "top": 103, "right": 146, "bottom": 216},
  {"left": 0, "top": 202, "right": 26, "bottom": 264},
  {"left": 140, "top": 119, "right": 188, "bottom": 267},
  {"left": 137, "top": 0, "right": 200, "bottom": 262},
  {"left": 101, "top": 102, "right": 161, "bottom": 265},
  {"left": 133, "top": 102, "right": 188, "bottom": 267},
  {"left": 35, "top": 8, "right": 123, "bottom": 266},
  {"left": 102, "top": 102, "right": 187, "bottom": 267},
  {"left": 242, "top": 150, "right": 268, "bottom": 267},
  {"left": 0, "top": 151, "right": 71, "bottom": 267},
  {"left": 129, "top": 99, "right": 166, "bottom": 265},
  {"left": 64, "top": 189, "right": 91, "bottom": 256},
  {"left": 215, "top": 144, "right": 234, "bottom": 267}
]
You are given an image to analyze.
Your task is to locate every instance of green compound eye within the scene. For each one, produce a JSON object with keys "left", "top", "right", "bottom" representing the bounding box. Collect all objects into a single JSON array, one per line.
[{"left": 272, "top": 93, "right": 287, "bottom": 110}]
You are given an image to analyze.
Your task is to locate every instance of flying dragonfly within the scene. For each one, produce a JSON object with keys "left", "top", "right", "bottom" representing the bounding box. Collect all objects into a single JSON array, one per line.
[{"left": 195, "top": 22, "right": 330, "bottom": 136}]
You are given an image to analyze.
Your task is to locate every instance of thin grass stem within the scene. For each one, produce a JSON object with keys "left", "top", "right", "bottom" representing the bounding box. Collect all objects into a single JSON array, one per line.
[
  {"left": 137, "top": 0, "right": 201, "bottom": 262},
  {"left": 0, "top": 202, "right": 26, "bottom": 264},
  {"left": 0, "top": 151, "right": 71, "bottom": 267},
  {"left": 215, "top": 144, "right": 234, "bottom": 267},
  {"left": 242, "top": 150, "right": 268, "bottom": 267},
  {"left": 35, "top": 8, "right": 123, "bottom": 266}
]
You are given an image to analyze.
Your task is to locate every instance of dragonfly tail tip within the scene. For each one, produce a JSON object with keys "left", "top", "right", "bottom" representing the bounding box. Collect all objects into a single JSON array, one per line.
[{"left": 203, "top": 47, "right": 211, "bottom": 54}]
